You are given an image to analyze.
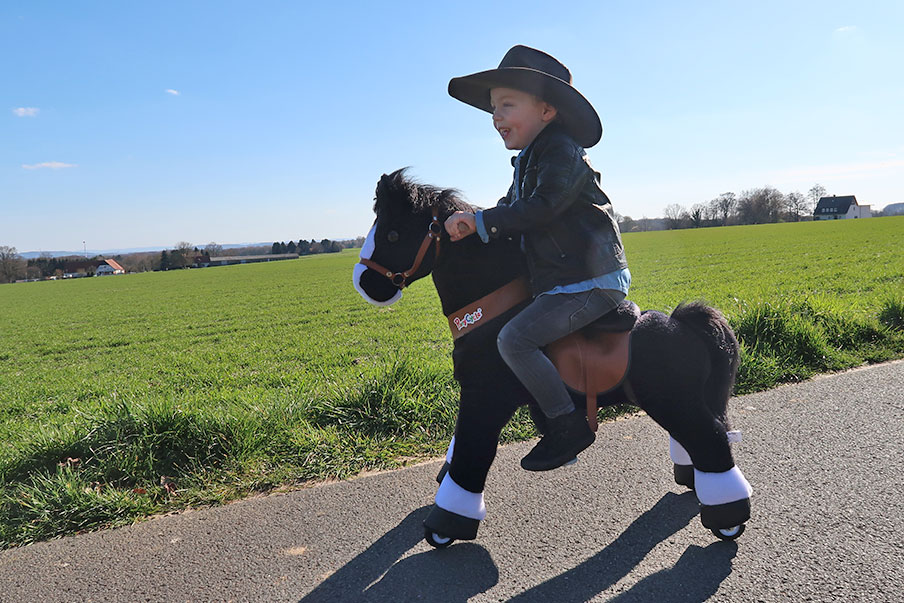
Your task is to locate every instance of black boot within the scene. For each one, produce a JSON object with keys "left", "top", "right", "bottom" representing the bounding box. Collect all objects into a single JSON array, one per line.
[{"left": 520, "top": 409, "right": 595, "bottom": 471}]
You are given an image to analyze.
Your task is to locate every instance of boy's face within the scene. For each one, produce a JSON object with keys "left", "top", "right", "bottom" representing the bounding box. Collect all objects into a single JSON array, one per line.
[{"left": 489, "top": 87, "right": 557, "bottom": 151}]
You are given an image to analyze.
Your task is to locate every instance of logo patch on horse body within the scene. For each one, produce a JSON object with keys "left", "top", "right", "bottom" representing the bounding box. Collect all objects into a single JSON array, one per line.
[{"left": 453, "top": 308, "right": 483, "bottom": 331}]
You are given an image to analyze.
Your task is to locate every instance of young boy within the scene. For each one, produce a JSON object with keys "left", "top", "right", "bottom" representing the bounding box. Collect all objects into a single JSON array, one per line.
[{"left": 445, "top": 45, "right": 630, "bottom": 471}]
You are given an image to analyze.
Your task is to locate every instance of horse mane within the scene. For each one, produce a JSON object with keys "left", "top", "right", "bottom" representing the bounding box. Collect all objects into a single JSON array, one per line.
[{"left": 374, "top": 168, "right": 477, "bottom": 218}]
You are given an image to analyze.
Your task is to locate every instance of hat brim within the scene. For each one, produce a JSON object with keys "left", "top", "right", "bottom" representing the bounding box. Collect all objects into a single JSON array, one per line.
[{"left": 449, "top": 68, "right": 602, "bottom": 148}]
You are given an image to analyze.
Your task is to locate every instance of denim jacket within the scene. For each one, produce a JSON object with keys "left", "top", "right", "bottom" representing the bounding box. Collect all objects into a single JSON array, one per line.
[{"left": 479, "top": 123, "right": 628, "bottom": 296}]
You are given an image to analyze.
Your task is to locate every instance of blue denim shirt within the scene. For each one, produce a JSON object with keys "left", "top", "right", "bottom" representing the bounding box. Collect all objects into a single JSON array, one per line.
[{"left": 476, "top": 210, "right": 630, "bottom": 297}]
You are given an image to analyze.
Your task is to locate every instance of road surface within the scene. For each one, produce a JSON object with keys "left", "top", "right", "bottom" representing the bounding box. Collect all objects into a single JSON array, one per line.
[{"left": 1, "top": 360, "right": 902, "bottom": 602}]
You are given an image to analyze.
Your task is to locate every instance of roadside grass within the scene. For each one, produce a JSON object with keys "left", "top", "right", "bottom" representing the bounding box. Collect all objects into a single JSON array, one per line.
[{"left": 1, "top": 217, "right": 902, "bottom": 546}]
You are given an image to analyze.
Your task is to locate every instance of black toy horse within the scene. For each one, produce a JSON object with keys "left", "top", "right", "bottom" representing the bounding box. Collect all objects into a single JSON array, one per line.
[{"left": 354, "top": 169, "right": 752, "bottom": 547}]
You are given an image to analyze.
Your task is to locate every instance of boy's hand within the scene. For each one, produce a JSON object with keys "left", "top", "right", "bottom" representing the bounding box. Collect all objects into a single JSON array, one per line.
[{"left": 445, "top": 211, "right": 476, "bottom": 242}]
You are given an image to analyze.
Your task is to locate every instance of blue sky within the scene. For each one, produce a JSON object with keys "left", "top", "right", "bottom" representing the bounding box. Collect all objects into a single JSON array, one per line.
[{"left": 3, "top": 1, "right": 902, "bottom": 253}]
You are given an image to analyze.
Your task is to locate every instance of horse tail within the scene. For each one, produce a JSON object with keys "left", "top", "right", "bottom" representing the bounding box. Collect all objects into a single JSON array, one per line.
[{"left": 669, "top": 302, "right": 740, "bottom": 425}]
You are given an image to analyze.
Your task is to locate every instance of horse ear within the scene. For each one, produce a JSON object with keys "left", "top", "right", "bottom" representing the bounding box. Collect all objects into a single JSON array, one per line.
[{"left": 376, "top": 174, "right": 390, "bottom": 197}]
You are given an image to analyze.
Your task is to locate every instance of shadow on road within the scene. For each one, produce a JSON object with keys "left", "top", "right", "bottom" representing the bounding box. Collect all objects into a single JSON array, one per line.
[
  {"left": 508, "top": 491, "right": 735, "bottom": 602},
  {"left": 299, "top": 505, "right": 498, "bottom": 602},
  {"left": 299, "top": 493, "right": 735, "bottom": 602},
  {"left": 607, "top": 541, "right": 737, "bottom": 602}
]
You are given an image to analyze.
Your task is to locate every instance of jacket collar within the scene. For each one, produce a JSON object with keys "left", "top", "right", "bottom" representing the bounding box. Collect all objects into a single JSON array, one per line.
[{"left": 511, "top": 122, "right": 567, "bottom": 167}]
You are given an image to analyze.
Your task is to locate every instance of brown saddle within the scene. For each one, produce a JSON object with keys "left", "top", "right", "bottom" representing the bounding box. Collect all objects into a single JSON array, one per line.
[{"left": 545, "top": 300, "right": 639, "bottom": 431}]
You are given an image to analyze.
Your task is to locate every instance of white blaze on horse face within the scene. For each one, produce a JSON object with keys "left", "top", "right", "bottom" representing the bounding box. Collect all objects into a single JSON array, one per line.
[{"left": 353, "top": 223, "right": 403, "bottom": 306}]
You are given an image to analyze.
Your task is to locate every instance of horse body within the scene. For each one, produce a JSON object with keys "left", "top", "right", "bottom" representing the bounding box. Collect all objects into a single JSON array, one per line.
[{"left": 354, "top": 169, "right": 752, "bottom": 544}]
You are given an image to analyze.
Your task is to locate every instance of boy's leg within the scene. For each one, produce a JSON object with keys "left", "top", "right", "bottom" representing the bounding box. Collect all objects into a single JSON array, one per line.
[
  {"left": 497, "top": 288, "right": 624, "bottom": 419},
  {"left": 498, "top": 288, "right": 624, "bottom": 471}
]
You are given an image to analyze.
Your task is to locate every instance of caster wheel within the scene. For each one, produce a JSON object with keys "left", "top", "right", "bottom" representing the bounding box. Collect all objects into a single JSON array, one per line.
[
  {"left": 424, "top": 527, "right": 455, "bottom": 549},
  {"left": 711, "top": 523, "right": 745, "bottom": 541}
]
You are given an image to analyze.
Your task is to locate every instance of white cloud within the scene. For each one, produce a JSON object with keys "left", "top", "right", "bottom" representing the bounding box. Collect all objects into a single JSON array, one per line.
[
  {"left": 835, "top": 26, "right": 857, "bottom": 33},
  {"left": 165, "top": 89, "right": 180, "bottom": 95},
  {"left": 13, "top": 107, "right": 39, "bottom": 117},
  {"left": 22, "top": 161, "right": 77, "bottom": 170}
]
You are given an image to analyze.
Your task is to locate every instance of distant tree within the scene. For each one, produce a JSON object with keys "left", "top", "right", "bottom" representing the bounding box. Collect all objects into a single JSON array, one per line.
[
  {"left": 714, "top": 192, "right": 737, "bottom": 226},
  {"left": 287, "top": 240, "right": 297, "bottom": 254},
  {"left": 0, "top": 246, "right": 25, "bottom": 283},
  {"left": 204, "top": 242, "right": 223, "bottom": 257},
  {"left": 27, "top": 254, "right": 64, "bottom": 278},
  {"left": 271, "top": 242, "right": 281, "bottom": 255},
  {"left": 663, "top": 204, "right": 686, "bottom": 229},
  {"left": 619, "top": 215, "right": 636, "bottom": 232},
  {"left": 807, "top": 184, "right": 827, "bottom": 209},
  {"left": 320, "top": 239, "right": 342, "bottom": 253},
  {"left": 689, "top": 203, "right": 706, "bottom": 228},
  {"left": 171, "top": 242, "right": 194, "bottom": 268},
  {"left": 297, "top": 239, "right": 311, "bottom": 255},
  {"left": 737, "top": 187, "right": 784, "bottom": 224},
  {"left": 159, "top": 250, "right": 171, "bottom": 271},
  {"left": 784, "top": 191, "right": 809, "bottom": 221}
]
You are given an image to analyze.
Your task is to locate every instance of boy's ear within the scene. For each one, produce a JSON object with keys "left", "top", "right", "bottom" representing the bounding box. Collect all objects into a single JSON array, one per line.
[{"left": 542, "top": 103, "right": 558, "bottom": 123}]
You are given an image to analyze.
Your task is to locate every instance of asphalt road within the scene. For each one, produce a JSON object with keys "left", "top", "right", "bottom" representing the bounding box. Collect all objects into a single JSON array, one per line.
[{"left": 1, "top": 360, "right": 902, "bottom": 602}]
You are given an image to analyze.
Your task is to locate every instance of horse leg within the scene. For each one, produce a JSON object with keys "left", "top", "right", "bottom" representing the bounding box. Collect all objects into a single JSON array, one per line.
[
  {"left": 672, "top": 414, "right": 751, "bottom": 534},
  {"left": 645, "top": 396, "right": 752, "bottom": 534},
  {"left": 668, "top": 430, "right": 742, "bottom": 490},
  {"left": 669, "top": 435, "right": 695, "bottom": 489},
  {"left": 424, "top": 383, "right": 520, "bottom": 543}
]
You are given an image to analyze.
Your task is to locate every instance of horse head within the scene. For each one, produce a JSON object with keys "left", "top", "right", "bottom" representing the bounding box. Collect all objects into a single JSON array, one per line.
[{"left": 354, "top": 169, "right": 473, "bottom": 306}]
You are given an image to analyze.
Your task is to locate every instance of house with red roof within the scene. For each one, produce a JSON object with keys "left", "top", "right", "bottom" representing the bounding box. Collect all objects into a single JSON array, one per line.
[{"left": 63, "top": 258, "right": 126, "bottom": 277}]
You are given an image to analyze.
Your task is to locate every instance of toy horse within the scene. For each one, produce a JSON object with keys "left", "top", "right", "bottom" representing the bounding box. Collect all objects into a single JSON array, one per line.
[{"left": 353, "top": 169, "right": 752, "bottom": 547}]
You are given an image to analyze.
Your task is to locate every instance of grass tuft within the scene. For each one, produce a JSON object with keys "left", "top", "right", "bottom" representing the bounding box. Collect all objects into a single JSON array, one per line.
[
  {"left": 879, "top": 296, "right": 904, "bottom": 331},
  {"left": 309, "top": 356, "right": 458, "bottom": 439},
  {"left": 731, "top": 298, "right": 904, "bottom": 393}
]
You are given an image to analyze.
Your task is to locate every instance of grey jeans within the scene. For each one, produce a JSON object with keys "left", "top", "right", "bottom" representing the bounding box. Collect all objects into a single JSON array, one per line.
[{"left": 497, "top": 288, "right": 626, "bottom": 419}]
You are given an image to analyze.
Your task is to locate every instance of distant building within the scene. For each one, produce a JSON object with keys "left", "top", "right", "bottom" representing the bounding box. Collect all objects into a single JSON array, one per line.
[
  {"left": 814, "top": 195, "right": 871, "bottom": 220},
  {"left": 882, "top": 202, "right": 904, "bottom": 216},
  {"left": 191, "top": 254, "right": 212, "bottom": 268},
  {"left": 62, "top": 258, "right": 125, "bottom": 277},
  {"left": 207, "top": 253, "right": 299, "bottom": 267},
  {"left": 95, "top": 259, "right": 125, "bottom": 275}
]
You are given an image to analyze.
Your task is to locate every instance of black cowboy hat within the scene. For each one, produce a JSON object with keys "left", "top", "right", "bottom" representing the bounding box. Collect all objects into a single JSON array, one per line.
[{"left": 448, "top": 45, "right": 602, "bottom": 148}]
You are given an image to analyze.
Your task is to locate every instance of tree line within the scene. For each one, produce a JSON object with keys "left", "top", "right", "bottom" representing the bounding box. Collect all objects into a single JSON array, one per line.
[
  {"left": 0, "top": 236, "right": 368, "bottom": 282},
  {"left": 619, "top": 184, "right": 828, "bottom": 232},
  {"left": 269, "top": 237, "right": 364, "bottom": 255}
]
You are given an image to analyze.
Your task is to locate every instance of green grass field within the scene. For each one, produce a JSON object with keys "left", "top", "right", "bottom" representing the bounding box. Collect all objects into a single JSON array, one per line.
[{"left": 1, "top": 217, "right": 902, "bottom": 546}]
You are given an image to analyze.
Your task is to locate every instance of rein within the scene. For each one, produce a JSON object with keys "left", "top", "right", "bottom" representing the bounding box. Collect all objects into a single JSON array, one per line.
[
  {"left": 358, "top": 208, "right": 442, "bottom": 289},
  {"left": 359, "top": 205, "right": 530, "bottom": 339}
]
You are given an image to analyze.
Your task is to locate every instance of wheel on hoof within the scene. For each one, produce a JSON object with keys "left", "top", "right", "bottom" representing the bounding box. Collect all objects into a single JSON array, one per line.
[
  {"left": 699, "top": 498, "right": 751, "bottom": 533},
  {"left": 423, "top": 505, "right": 481, "bottom": 542},
  {"left": 424, "top": 527, "right": 455, "bottom": 549},
  {"left": 711, "top": 523, "right": 745, "bottom": 541}
]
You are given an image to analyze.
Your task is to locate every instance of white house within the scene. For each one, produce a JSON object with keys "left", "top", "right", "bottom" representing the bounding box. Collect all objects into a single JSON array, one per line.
[{"left": 813, "top": 195, "right": 871, "bottom": 220}]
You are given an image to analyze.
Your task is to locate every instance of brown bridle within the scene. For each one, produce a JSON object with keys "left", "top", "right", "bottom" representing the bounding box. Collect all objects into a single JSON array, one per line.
[{"left": 358, "top": 208, "right": 442, "bottom": 289}]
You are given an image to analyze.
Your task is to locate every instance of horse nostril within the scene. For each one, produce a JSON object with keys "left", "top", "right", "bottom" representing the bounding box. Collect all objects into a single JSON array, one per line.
[{"left": 387, "top": 231, "right": 399, "bottom": 243}]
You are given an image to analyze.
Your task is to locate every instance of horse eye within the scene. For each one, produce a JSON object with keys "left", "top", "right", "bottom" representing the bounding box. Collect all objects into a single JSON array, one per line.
[{"left": 387, "top": 231, "right": 399, "bottom": 243}]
